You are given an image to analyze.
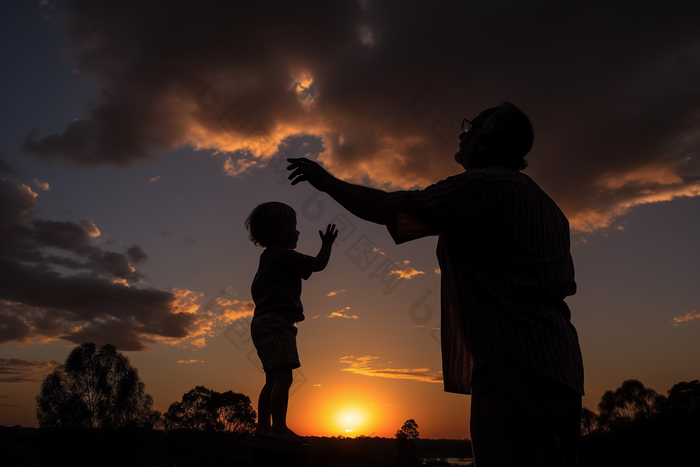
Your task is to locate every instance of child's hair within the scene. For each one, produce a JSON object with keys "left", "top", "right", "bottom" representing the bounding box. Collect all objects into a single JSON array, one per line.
[{"left": 245, "top": 202, "right": 296, "bottom": 248}]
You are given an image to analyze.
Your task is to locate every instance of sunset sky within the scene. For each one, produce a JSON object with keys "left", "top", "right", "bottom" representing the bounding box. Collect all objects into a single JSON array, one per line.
[{"left": 1, "top": 0, "right": 699, "bottom": 439}]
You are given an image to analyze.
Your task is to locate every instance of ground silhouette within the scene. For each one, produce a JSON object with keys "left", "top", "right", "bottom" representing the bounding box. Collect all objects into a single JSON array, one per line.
[{"left": 15, "top": 372, "right": 697, "bottom": 466}]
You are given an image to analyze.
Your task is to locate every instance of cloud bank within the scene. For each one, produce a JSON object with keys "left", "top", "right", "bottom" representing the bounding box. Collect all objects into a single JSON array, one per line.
[
  {"left": 22, "top": 0, "right": 700, "bottom": 231},
  {"left": 0, "top": 179, "right": 252, "bottom": 351}
]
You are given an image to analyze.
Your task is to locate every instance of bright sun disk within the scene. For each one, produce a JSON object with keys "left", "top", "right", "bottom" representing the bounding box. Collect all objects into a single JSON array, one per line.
[{"left": 336, "top": 407, "right": 367, "bottom": 435}]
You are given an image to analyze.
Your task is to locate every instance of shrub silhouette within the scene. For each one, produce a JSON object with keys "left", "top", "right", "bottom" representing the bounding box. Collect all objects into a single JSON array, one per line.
[{"left": 164, "top": 385, "right": 256, "bottom": 433}]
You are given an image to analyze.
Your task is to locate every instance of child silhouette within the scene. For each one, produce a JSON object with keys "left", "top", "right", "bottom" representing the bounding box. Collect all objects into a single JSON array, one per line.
[{"left": 245, "top": 202, "right": 338, "bottom": 443}]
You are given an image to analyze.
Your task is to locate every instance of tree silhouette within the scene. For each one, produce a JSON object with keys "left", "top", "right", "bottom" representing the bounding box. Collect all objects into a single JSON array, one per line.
[
  {"left": 666, "top": 379, "right": 700, "bottom": 413},
  {"left": 36, "top": 343, "right": 159, "bottom": 429},
  {"left": 395, "top": 419, "right": 419, "bottom": 440},
  {"left": 163, "top": 385, "right": 256, "bottom": 433},
  {"left": 580, "top": 407, "right": 599, "bottom": 436},
  {"left": 395, "top": 419, "right": 420, "bottom": 466},
  {"left": 597, "top": 379, "right": 666, "bottom": 431}
]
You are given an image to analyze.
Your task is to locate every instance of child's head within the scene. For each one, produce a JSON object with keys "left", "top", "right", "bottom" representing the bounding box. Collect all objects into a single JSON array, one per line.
[{"left": 245, "top": 202, "right": 298, "bottom": 248}]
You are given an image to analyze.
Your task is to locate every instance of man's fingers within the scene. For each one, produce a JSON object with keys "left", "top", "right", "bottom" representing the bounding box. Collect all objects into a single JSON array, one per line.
[
  {"left": 288, "top": 166, "right": 306, "bottom": 181},
  {"left": 289, "top": 175, "right": 307, "bottom": 186},
  {"left": 286, "top": 157, "right": 311, "bottom": 171}
]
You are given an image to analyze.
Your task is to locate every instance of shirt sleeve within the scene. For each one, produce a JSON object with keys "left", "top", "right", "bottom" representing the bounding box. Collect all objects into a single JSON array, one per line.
[
  {"left": 281, "top": 249, "right": 315, "bottom": 281},
  {"left": 385, "top": 172, "right": 483, "bottom": 244}
]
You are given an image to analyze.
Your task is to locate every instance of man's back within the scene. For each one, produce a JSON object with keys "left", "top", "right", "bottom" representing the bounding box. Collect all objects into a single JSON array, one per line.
[{"left": 385, "top": 166, "right": 583, "bottom": 395}]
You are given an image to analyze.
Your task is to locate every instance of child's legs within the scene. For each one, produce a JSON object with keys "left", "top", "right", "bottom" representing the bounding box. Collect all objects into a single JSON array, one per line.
[
  {"left": 250, "top": 314, "right": 304, "bottom": 441},
  {"left": 269, "top": 367, "right": 293, "bottom": 430},
  {"left": 268, "top": 367, "right": 305, "bottom": 442},
  {"left": 256, "top": 371, "right": 274, "bottom": 435}
]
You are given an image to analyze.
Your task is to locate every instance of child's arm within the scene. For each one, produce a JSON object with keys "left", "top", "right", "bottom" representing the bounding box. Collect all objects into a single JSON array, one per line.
[{"left": 312, "top": 224, "right": 338, "bottom": 272}]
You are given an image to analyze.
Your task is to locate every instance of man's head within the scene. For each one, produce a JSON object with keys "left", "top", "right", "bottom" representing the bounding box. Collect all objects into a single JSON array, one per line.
[{"left": 455, "top": 102, "right": 533, "bottom": 171}]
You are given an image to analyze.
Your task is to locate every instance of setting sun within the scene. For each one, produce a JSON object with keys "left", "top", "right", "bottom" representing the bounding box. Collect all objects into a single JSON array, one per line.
[{"left": 335, "top": 407, "right": 368, "bottom": 436}]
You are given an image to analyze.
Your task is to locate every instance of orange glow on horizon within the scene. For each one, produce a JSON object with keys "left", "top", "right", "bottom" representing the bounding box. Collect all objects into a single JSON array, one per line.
[
  {"left": 292, "top": 387, "right": 393, "bottom": 438},
  {"left": 335, "top": 406, "right": 368, "bottom": 436}
]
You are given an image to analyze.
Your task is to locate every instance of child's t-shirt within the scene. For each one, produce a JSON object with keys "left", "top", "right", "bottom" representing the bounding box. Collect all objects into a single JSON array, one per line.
[{"left": 251, "top": 247, "right": 315, "bottom": 323}]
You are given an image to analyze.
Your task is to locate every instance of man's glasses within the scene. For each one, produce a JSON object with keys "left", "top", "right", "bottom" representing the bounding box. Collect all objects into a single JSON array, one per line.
[{"left": 461, "top": 118, "right": 479, "bottom": 133}]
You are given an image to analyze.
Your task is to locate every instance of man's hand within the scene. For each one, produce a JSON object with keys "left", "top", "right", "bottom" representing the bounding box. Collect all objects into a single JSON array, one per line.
[
  {"left": 319, "top": 224, "right": 338, "bottom": 245},
  {"left": 287, "top": 157, "right": 334, "bottom": 192},
  {"left": 287, "top": 157, "right": 388, "bottom": 225}
]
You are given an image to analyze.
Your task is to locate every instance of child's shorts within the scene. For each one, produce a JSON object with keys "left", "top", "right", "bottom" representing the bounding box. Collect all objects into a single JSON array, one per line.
[{"left": 250, "top": 313, "right": 301, "bottom": 372}]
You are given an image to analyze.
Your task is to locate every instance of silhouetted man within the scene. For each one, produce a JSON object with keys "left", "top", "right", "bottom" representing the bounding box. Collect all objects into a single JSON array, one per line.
[{"left": 287, "top": 102, "right": 584, "bottom": 467}]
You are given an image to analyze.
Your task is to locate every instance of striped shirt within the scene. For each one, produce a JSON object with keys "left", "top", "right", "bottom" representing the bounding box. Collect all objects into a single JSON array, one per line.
[{"left": 385, "top": 166, "right": 584, "bottom": 395}]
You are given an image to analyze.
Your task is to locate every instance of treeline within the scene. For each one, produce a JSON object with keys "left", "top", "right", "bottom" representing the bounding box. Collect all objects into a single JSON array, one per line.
[
  {"left": 579, "top": 378, "right": 700, "bottom": 467},
  {"left": 35, "top": 343, "right": 256, "bottom": 432},
  {"left": 6, "top": 343, "right": 698, "bottom": 466}
]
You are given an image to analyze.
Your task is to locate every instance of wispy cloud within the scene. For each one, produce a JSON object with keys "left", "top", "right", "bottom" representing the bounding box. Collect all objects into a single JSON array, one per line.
[
  {"left": 177, "top": 359, "right": 205, "bottom": 364},
  {"left": 0, "top": 358, "right": 60, "bottom": 383},
  {"left": 327, "top": 307, "right": 358, "bottom": 319},
  {"left": 158, "top": 290, "right": 255, "bottom": 346},
  {"left": 339, "top": 356, "right": 442, "bottom": 383},
  {"left": 326, "top": 289, "right": 346, "bottom": 297},
  {"left": 672, "top": 310, "right": 700, "bottom": 326},
  {"left": 224, "top": 157, "right": 257, "bottom": 177},
  {"left": 33, "top": 179, "right": 50, "bottom": 191},
  {"left": 391, "top": 266, "right": 425, "bottom": 280}
]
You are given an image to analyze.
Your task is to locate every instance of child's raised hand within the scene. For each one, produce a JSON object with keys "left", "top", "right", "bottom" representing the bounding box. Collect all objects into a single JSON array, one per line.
[{"left": 319, "top": 224, "right": 338, "bottom": 244}]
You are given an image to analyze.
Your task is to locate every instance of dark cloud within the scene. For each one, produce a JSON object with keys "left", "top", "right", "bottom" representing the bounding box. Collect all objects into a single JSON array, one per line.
[
  {"left": 0, "top": 191, "right": 144, "bottom": 282},
  {"left": 126, "top": 245, "right": 148, "bottom": 264},
  {"left": 158, "top": 230, "right": 170, "bottom": 236},
  {"left": 0, "top": 179, "right": 205, "bottom": 351},
  {"left": 0, "top": 181, "right": 37, "bottom": 226},
  {"left": 183, "top": 238, "right": 197, "bottom": 246},
  {"left": 21, "top": 0, "right": 700, "bottom": 230},
  {"left": 0, "top": 150, "right": 18, "bottom": 174}
]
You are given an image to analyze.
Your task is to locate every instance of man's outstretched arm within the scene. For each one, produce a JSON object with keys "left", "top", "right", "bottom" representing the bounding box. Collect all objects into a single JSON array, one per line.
[{"left": 287, "top": 157, "right": 388, "bottom": 225}]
